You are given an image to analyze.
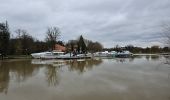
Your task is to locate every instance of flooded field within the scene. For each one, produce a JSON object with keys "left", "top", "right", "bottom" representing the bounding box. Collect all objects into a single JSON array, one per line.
[{"left": 0, "top": 55, "right": 170, "bottom": 100}]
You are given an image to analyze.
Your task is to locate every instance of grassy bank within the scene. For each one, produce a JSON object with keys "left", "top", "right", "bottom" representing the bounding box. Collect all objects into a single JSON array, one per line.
[{"left": 4, "top": 55, "right": 32, "bottom": 59}]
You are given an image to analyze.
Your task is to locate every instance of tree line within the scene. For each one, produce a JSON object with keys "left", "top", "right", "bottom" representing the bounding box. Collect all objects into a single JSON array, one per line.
[
  {"left": 0, "top": 21, "right": 103, "bottom": 57},
  {"left": 1, "top": 21, "right": 170, "bottom": 57},
  {"left": 104, "top": 45, "right": 170, "bottom": 54},
  {"left": 65, "top": 35, "right": 103, "bottom": 54}
]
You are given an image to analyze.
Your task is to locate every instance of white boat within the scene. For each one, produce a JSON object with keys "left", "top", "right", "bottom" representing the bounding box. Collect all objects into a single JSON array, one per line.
[
  {"left": 115, "top": 51, "right": 133, "bottom": 57},
  {"left": 94, "top": 51, "right": 117, "bottom": 57},
  {"left": 109, "top": 51, "right": 117, "bottom": 57},
  {"left": 94, "top": 51, "right": 110, "bottom": 57},
  {"left": 31, "top": 51, "right": 64, "bottom": 59},
  {"left": 57, "top": 53, "right": 92, "bottom": 59},
  {"left": 93, "top": 51, "right": 133, "bottom": 58}
]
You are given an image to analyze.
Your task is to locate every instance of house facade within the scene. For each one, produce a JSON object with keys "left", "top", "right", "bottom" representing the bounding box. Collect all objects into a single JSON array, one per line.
[{"left": 54, "top": 44, "right": 66, "bottom": 52}]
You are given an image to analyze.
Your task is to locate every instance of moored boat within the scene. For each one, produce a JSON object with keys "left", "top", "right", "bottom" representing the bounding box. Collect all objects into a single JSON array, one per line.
[
  {"left": 31, "top": 51, "right": 92, "bottom": 59},
  {"left": 93, "top": 50, "right": 133, "bottom": 58},
  {"left": 94, "top": 51, "right": 110, "bottom": 57},
  {"left": 56, "top": 53, "right": 92, "bottom": 59},
  {"left": 31, "top": 51, "right": 64, "bottom": 59},
  {"left": 115, "top": 51, "right": 133, "bottom": 58}
]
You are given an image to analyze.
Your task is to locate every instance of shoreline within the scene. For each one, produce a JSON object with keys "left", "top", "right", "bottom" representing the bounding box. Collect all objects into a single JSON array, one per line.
[
  {"left": 1, "top": 53, "right": 170, "bottom": 60},
  {"left": 2, "top": 55, "right": 32, "bottom": 59},
  {"left": 133, "top": 54, "right": 159, "bottom": 56}
]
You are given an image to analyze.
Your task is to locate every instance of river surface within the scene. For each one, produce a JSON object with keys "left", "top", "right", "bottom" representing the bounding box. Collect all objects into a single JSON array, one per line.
[{"left": 0, "top": 55, "right": 170, "bottom": 100}]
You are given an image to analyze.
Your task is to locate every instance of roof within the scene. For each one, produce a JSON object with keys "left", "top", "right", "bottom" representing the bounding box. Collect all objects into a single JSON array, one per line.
[{"left": 54, "top": 44, "right": 66, "bottom": 52}]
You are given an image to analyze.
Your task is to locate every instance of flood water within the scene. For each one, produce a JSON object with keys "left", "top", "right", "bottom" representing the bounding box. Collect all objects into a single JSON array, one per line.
[{"left": 0, "top": 55, "right": 170, "bottom": 100}]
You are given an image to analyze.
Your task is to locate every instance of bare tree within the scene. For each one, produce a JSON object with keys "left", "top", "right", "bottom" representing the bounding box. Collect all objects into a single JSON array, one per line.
[
  {"left": 162, "top": 24, "right": 170, "bottom": 47},
  {"left": 14, "top": 29, "right": 34, "bottom": 54},
  {"left": 15, "top": 29, "right": 23, "bottom": 38},
  {"left": 45, "top": 27, "right": 60, "bottom": 50},
  {"left": 87, "top": 41, "right": 103, "bottom": 53}
]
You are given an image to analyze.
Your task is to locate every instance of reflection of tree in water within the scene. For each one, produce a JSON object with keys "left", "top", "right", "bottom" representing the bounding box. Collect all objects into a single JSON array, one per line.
[
  {"left": 46, "top": 65, "right": 60, "bottom": 86},
  {"left": 31, "top": 60, "right": 65, "bottom": 87},
  {"left": 128, "top": 55, "right": 160, "bottom": 61},
  {"left": 129, "top": 57, "right": 135, "bottom": 62},
  {"left": 0, "top": 60, "right": 41, "bottom": 94},
  {"left": 115, "top": 58, "right": 126, "bottom": 63},
  {"left": 150, "top": 55, "right": 160, "bottom": 61},
  {"left": 65, "top": 59, "right": 102, "bottom": 73},
  {"left": 133, "top": 55, "right": 143, "bottom": 58},
  {"left": 115, "top": 57, "right": 135, "bottom": 63},
  {"left": 164, "top": 56, "right": 170, "bottom": 65},
  {"left": 145, "top": 55, "right": 150, "bottom": 61},
  {"left": 162, "top": 56, "right": 170, "bottom": 79},
  {"left": 9, "top": 60, "right": 40, "bottom": 82},
  {"left": 0, "top": 61, "right": 9, "bottom": 94}
]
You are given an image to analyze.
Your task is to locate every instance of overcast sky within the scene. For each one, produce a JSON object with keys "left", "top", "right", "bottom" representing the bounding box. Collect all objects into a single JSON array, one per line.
[{"left": 1, "top": 0, "right": 170, "bottom": 48}]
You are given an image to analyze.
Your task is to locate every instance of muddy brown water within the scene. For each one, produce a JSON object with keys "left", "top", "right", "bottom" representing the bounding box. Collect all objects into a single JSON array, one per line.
[{"left": 0, "top": 55, "right": 170, "bottom": 100}]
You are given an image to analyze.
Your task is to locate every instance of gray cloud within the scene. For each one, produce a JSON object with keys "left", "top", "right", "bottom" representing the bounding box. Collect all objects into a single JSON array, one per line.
[{"left": 0, "top": 0, "right": 170, "bottom": 47}]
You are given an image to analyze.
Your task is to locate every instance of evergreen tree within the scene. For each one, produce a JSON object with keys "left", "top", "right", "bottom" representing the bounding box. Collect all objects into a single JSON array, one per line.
[
  {"left": 0, "top": 21, "right": 10, "bottom": 56},
  {"left": 77, "top": 35, "right": 87, "bottom": 53}
]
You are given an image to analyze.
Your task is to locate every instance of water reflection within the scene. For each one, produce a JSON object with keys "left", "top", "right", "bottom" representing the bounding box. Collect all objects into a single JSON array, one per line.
[
  {"left": 133, "top": 55, "right": 161, "bottom": 61},
  {"left": 32, "top": 59, "right": 103, "bottom": 74},
  {"left": 32, "top": 59, "right": 103, "bottom": 86},
  {"left": 65, "top": 59, "right": 103, "bottom": 73},
  {"left": 163, "top": 56, "right": 170, "bottom": 79},
  {"left": 0, "top": 60, "right": 41, "bottom": 94},
  {"left": 164, "top": 56, "right": 170, "bottom": 65},
  {"left": 145, "top": 55, "right": 150, "bottom": 61},
  {"left": 0, "top": 56, "right": 169, "bottom": 98},
  {"left": 31, "top": 59, "right": 65, "bottom": 86},
  {"left": 31, "top": 59, "right": 65, "bottom": 66},
  {"left": 115, "top": 58, "right": 135, "bottom": 63},
  {"left": 46, "top": 65, "right": 60, "bottom": 86},
  {"left": 0, "top": 62, "right": 9, "bottom": 94},
  {"left": 150, "top": 55, "right": 160, "bottom": 61}
]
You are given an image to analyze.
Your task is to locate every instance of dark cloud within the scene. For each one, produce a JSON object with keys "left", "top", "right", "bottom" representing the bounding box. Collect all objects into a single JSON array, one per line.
[{"left": 0, "top": 0, "right": 170, "bottom": 47}]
